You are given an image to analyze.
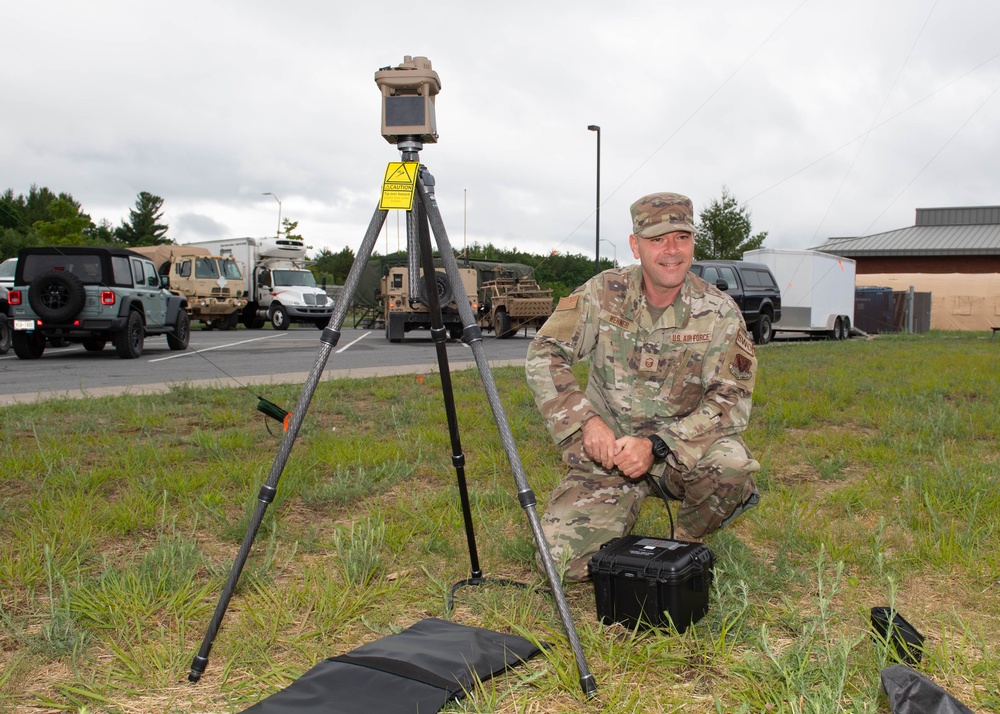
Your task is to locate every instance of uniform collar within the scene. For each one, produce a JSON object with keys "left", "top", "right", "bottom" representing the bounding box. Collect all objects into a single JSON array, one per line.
[{"left": 624, "top": 265, "right": 696, "bottom": 331}]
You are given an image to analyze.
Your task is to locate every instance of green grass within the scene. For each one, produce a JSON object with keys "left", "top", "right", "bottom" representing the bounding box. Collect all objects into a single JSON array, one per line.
[{"left": 1, "top": 331, "right": 998, "bottom": 712}]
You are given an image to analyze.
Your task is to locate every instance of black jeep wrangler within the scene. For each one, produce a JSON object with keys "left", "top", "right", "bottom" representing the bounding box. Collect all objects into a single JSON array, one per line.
[
  {"left": 690, "top": 260, "right": 782, "bottom": 344},
  {"left": 7, "top": 246, "right": 190, "bottom": 359}
]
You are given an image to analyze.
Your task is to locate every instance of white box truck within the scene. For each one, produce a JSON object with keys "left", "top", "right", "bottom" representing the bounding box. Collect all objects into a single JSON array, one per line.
[
  {"left": 184, "top": 237, "right": 333, "bottom": 330},
  {"left": 743, "top": 249, "right": 856, "bottom": 339}
]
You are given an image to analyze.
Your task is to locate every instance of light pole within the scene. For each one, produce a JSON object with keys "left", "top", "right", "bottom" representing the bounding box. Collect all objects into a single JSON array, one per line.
[
  {"left": 587, "top": 125, "right": 600, "bottom": 274},
  {"left": 600, "top": 238, "right": 617, "bottom": 266},
  {"left": 262, "top": 192, "right": 282, "bottom": 238}
]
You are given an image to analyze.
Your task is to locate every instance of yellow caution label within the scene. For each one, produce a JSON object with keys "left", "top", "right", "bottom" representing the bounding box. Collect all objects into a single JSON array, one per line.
[{"left": 378, "top": 162, "right": 419, "bottom": 210}]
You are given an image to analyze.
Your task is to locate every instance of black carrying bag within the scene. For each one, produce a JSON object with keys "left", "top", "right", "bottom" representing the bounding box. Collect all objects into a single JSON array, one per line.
[
  {"left": 880, "top": 665, "right": 975, "bottom": 714},
  {"left": 240, "top": 618, "right": 543, "bottom": 714}
]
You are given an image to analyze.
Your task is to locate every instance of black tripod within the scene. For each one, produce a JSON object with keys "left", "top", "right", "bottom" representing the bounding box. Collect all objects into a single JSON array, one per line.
[{"left": 188, "top": 140, "right": 597, "bottom": 697}]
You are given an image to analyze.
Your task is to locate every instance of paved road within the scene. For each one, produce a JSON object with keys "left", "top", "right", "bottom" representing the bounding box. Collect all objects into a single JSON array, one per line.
[{"left": 0, "top": 326, "right": 536, "bottom": 405}]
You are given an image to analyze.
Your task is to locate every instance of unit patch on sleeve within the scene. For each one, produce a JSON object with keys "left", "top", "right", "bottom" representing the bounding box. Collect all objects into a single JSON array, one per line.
[{"left": 729, "top": 353, "right": 754, "bottom": 381}]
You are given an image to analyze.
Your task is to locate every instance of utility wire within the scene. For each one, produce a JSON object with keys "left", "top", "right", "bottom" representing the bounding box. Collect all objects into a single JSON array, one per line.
[{"left": 811, "top": 0, "right": 939, "bottom": 243}]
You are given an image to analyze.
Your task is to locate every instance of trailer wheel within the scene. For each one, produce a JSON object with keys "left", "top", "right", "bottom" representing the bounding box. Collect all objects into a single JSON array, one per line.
[
  {"left": 833, "top": 316, "right": 846, "bottom": 340},
  {"left": 752, "top": 313, "right": 773, "bottom": 345}
]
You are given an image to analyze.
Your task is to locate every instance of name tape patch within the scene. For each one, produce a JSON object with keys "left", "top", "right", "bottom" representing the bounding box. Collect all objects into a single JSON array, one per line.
[{"left": 671, "top": 332, "right": 712, "bottom": 344}]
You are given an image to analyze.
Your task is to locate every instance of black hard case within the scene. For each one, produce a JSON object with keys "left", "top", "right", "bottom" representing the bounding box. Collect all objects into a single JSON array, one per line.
[{"left": 588, "top": 535, "right": 715, "bottom": 632}]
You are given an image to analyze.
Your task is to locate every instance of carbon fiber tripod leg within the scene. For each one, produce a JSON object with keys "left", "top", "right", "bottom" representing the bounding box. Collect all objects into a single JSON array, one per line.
[
  {"left": 408, "top": 191, "right": 529, "bottom": 608},
  {"left": 416, "top": 173, "right": 597, "bottom": 697},
  {"left": 188, "top": 207, "right": 388, "bottom": 683}
]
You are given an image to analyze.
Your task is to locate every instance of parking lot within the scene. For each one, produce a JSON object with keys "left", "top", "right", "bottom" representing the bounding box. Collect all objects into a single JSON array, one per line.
[{"left": 0, "top": 326, "right": 536, "bottom": 405}]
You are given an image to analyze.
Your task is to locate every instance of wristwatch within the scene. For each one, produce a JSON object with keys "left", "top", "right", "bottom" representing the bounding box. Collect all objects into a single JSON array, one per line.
[{"left": 647, "top": 434, "right": 670, "bottom": 461}]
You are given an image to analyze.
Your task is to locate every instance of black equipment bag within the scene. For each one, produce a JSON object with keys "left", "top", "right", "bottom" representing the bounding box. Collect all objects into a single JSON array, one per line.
[{"left": 240, "top": 618, "right": 542, "bottom": 713}]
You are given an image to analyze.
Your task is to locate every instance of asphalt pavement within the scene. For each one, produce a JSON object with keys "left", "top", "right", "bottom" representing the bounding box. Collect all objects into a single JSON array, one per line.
[{"left": 0, "top": 326, "right": 536, "bottom": 406}]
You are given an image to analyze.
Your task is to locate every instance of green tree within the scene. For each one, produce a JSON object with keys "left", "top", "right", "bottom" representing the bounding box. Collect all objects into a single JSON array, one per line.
[
  {"left": 116, "top": 191, "right": 169, "bottom": 246},
  {"left": 32, "top": 198, "right": 94, "bottom": 246},
  {"left": 312, "top": 246, "right": 355, "bottom": 285},
  {"left": 695, "top": 186, "right": 767, "bottom": 261},
  {"left": 281, "top": 218, "right": 302, "bottom": 242}
]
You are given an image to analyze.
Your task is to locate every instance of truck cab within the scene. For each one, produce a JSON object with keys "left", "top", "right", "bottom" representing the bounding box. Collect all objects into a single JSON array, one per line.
[{"left": 690, "top": 260, "right": 782, "bottom": 344}]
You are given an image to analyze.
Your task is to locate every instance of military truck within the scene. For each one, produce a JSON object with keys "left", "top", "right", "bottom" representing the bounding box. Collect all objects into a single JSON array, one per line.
[
  {"left": 476, "top": 269, "right": 553, "bottom": 338},
  {"left": 381, "top": 265, "right": 478, "bottom": 342},
  {"left": 131, "top": 245, "right": 247, "bottom": 330}
]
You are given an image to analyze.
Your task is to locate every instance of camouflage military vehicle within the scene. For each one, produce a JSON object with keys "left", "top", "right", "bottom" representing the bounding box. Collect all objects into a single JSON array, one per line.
[
  {"left": 131, "top": 245, "right": 247, "bottom": 330},
  {"left": 477, "top": 269, "right": 553, "bottom": 338},
  {"left": 381, "top": 265, "right": 478, "bottom": 342}
]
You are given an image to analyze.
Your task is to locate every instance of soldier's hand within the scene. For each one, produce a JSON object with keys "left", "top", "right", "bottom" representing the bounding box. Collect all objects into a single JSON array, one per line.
[
  {"left": 612, "top": 436, "right": 655, "bottom": 480},
  {"left": 581, "top": 416, "right": 617, "bottom": 470}
]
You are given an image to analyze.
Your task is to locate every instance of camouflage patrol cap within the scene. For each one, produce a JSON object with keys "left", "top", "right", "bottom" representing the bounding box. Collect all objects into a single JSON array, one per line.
[{"left": 630, "top": 192, "right": 697, "bottom": 238}]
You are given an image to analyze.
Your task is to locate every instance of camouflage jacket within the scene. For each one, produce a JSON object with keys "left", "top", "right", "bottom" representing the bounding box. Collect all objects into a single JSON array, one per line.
[{"left": 525, "top": 265, "right": 756, "bottom": 472}]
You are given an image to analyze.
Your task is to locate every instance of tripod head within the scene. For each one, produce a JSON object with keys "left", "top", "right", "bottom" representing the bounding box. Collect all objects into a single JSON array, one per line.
[{"left": 375, "top": 55, "right": 441, "bottom": 157}]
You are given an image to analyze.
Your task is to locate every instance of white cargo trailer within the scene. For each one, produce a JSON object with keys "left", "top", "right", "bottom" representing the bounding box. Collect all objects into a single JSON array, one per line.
[{"left": 743, "top": 249, "right": 856, "bottom": 339}]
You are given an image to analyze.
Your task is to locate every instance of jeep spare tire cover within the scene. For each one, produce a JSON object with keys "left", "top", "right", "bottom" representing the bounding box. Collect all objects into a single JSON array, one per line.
[{"left": 28, "top": 270, "right": 87, "bottom": 322}]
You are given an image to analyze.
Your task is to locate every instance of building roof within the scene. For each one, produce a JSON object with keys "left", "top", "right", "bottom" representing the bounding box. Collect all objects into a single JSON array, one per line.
[{"left": 812, "top": 205, "right": 1000, "bottom": 257}]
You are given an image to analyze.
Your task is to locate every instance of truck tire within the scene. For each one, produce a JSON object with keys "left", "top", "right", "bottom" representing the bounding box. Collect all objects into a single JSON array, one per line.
[
  {"left": 12, "top": 330, "right": 45, "bottom": 359},
  {"left": 386, "top": 313, "right": 404, "bottom": 343},
  {"left": 0, "top": 315, "right": 10, "bottom": 355},
  {"left": 28, "top": 270, "right": 87, "bottom": 322},
  {"left": 752, "top": 313, "right": 773, "bottom": 345},
  {"left": 496, "top": 309, "right": 514, "bottom": 339},
  {"left": 114, "top": 310, "right": 145, "bottom": 359},
  {"left": 242, "top": 304, "right": 265, "bottom": 329},
  {"left": 82, "top": 336, "right": 107, "bottom": 352},
  {"left": 167, "top": 310, "right": 190, "bottom": 350},
  {"left": 430, "top": 272, "right": 453, "bottom": 306},
  {"left": 270, "top": 304, "right": 290, "bottom": 330}
]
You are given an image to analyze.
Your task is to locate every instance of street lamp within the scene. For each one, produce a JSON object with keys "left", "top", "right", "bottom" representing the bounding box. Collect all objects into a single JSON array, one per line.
[
  {"left": 587, "top": 125, "right": 601, "bottom": 275},
  {"left": 262, "top": 192, "right": 282, "bottom": 238},
  {"left": 600, "top": 238, "right": 617, "bottom": 266}
]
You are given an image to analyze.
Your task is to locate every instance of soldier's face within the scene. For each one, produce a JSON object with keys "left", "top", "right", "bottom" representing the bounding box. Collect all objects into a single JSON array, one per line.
[{"left": 629, "top": 230, "right": 695, "bottom": 297}]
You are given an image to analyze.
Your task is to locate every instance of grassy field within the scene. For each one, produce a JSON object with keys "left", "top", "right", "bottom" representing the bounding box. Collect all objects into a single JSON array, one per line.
[{"left": 1, "top": 331, "right": 998, "bottom": 713}]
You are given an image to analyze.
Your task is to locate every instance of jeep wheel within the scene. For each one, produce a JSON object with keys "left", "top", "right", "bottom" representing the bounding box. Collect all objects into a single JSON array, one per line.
[
  {"left": 752, "top": 313, "right": 773, "bottom": 345},
  {"left": 82, "top": 336, "right": 107, "bottom": 352},
  {"left": 270, "top": 305, "right": 290, "bottom": 330},
  {"left": 496, "top": 309, "right": 514, "bottom": 339},
  {"left": 167, "top": 311, "right": 190, "bottom": 351},
  {"left": 12, "top": 330, "right": 46, "bottom": 359},
  {"left": 28, "top": 270, "right": 87, "bottom": 322},
  {"left": 114, "top": 311, "right": 145, "bottom": 359}
]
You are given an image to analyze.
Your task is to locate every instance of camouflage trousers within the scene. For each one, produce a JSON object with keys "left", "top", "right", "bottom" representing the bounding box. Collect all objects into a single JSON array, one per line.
[{"left": 538, "top": 436, "right": 760, "bottom": 581}]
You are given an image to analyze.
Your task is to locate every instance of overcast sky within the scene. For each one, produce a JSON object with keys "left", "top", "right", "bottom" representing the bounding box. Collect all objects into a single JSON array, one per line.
[{"left": 4, "top": 0, "right": 999, "bottom": 264}]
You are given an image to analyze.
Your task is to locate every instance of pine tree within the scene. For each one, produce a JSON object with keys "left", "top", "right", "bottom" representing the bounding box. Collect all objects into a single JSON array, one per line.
[
  {"left": 116, "top": 192, "right": 169, "bottom": 246},
  {"left": 696, "top": 186, "right": 767, "bottom": 261}
]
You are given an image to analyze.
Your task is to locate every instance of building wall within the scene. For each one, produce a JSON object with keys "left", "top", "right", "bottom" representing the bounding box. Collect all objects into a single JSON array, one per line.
[
  {"left": 855, "top": 256, "right": 1000, "bottom": 274},
  {"left": 856, "top": 273, "right": 1000, "bottom": 330}
]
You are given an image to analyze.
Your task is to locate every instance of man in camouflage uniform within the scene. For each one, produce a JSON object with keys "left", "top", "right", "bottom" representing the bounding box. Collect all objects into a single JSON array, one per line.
[{"left": 525, "top": 192, "right": 760, "bottom": 581}]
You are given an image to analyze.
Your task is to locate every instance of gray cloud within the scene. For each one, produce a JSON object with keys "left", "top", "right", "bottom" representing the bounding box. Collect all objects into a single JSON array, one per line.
[{"left": 3, "top": 0, "right": 999, "bottom": 262}]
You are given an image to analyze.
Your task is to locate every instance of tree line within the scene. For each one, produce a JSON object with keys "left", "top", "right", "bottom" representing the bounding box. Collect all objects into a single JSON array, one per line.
[
  {"left": 1, "top": 186, "right": 169, "bottom": 259},
  {"left": 2, "top": 184, "right": 767, "bottom": 297}
]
